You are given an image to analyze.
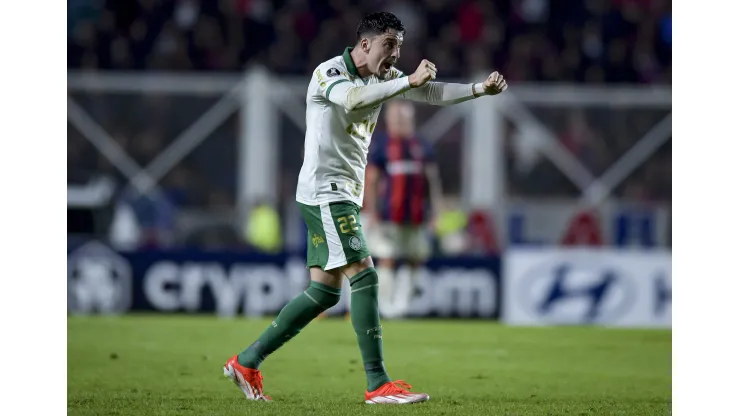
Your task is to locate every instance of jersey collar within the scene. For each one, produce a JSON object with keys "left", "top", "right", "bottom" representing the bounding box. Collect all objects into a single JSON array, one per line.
[{"left": 343, "top": 47, "right": 360, "bottom": 77}]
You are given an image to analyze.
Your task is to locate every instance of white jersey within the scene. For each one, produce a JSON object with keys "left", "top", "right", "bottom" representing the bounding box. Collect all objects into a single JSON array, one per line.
[{"left": 296, "top": 48, "right": 406, "bottom": 207}]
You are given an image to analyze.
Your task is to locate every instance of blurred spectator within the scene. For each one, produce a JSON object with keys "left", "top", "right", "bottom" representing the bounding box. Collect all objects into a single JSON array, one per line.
[
  {"left": 115, "top": 187, "right": 178, "bottom": 249},
  {"left": 560, "top": 111, "right": 607, "bottom": 175},
  {"left": 109, "top": 201, "right": 141, "bottom": 251},
  {"left": 660, "top": 14, "right": 671, "bottom": 46},
  {"left": 244, "top": 201, "right": 283, "bottom": 253}
]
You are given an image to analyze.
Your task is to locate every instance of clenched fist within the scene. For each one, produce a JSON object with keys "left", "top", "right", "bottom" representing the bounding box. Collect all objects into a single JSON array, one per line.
[
  {"left": 482, "top": 71, "right": 507, "bottom": 95},
  {"left": 409, "top": 59, "right": 437, "bottom": 88}
]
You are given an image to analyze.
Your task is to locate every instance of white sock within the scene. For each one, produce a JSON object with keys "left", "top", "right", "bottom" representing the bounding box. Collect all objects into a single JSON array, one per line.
[
  {"left": 376, "top": 266, "right": 396, "bottom": 318},
  {"left": 395, "top": 266, "right": 417, "bottom": 318}
]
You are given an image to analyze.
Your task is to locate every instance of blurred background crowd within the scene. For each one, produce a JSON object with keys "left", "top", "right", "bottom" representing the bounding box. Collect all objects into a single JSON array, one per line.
[
  {"left": 68, "top": 0, "right": 671, "bottom": 83},
  {"left": 67, "top": 0, "right": 671, "bottom": 251}
]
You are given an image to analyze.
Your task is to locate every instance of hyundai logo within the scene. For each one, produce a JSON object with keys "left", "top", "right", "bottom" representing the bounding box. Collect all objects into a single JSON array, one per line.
[{"left": 517, "top": 258, "right": 637, "bottom": 324}]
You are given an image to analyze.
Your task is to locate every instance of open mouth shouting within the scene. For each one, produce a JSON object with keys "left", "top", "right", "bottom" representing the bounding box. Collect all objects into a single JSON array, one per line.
[{"left": 380, "top": 60, "right": 395, "bottom": 77}]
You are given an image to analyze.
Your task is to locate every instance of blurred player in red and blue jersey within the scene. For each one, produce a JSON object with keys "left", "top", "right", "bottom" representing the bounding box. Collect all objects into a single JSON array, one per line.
[{"left": 362, "top": 100, "right": 444, "bottom": 319}]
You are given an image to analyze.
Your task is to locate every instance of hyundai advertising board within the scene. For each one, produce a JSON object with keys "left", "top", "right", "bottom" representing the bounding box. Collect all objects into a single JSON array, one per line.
[{"left": 503, "top": 248, "right": 671, "bottom": 328}]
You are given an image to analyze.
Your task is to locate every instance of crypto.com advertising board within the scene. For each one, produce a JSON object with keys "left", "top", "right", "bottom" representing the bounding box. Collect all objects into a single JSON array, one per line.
[{"left": 67, "top": 240, "right": 501, "bottom": 319}]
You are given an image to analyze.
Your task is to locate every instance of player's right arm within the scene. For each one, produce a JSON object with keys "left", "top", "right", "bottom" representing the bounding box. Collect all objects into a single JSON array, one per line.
[
  {"left": 317, "top": 60, "right": 440, "bottom": 111},
  {"left": 317, "top": 63, "right": 413, "bottom": 111},
  {"left": 422, "top": 141, "right": 444, "bottom": 221}
]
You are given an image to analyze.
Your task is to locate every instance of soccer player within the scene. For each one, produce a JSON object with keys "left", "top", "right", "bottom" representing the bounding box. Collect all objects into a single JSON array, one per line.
[
  {"left": 363, "top": 100, "right": 443, "bottom": 319},
  {"left": 224, "top": 12, "right": 507, "bottom": 404}
]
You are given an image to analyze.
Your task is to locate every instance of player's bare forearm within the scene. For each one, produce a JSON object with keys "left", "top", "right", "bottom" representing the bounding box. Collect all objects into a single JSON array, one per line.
[
  {"left": 363, "top": 166, "right": 380, "bottom": 216},
  {"left": 425, "top": 164, "right": 445, "bottom": 217}
]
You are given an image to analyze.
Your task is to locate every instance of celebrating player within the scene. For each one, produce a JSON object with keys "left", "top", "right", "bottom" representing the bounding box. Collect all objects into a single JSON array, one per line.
[
  {"left": 362, "top": 100, "right": 443, "bottom": 319},
  {"left": 223, "top": 11, "right": 507, "bottom": 405}
]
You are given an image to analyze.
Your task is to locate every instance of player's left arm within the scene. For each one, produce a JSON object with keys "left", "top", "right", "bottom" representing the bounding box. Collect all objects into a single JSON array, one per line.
[
  {"left": 400, "top": 71, "right": 508, "bottom": 106},
  {"left": 422, "top": 140, "right": 444, "bottom": 220},
  {"left": 425, "top": 163, "right": 444, "bottom": 219}
]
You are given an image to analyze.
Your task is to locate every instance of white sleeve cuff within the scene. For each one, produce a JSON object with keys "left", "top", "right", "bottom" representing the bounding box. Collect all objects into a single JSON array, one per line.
[{"left": 473, "top": 83, "right": 486, "bottom": 97}]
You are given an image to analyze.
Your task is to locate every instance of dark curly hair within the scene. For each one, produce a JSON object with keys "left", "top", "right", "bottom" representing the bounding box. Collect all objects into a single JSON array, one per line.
[{"left": 356, "top": 12, "right": 405, "bottom": 41}]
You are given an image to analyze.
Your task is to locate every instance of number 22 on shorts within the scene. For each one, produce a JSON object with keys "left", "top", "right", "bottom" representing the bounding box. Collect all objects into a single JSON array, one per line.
[{"left": 337, "top": 215, "right": 359, "bottom": 234}]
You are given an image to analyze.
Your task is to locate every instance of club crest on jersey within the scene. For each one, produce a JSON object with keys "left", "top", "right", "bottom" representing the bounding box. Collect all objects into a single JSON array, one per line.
[
  {"left": 326, "top": 68, "right": 340, "bottom": 77},
  {"left": 349, "top": 236, "right": 363, "bottom": 251}
]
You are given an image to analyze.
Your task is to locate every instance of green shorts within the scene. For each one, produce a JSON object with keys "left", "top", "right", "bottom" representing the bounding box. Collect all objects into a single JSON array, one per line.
[{"left": 298, "top": 201, "right": 371, "bottom": 271}]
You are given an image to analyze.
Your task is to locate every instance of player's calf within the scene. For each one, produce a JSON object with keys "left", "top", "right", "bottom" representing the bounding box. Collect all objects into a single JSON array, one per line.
[{"left": 235, "top": 280, "right": 341, "bottom": 369}]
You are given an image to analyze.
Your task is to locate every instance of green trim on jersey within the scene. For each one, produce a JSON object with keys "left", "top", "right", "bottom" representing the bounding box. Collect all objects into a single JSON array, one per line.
[
  {"left": 298, "top": 201, "right": 370, "bottom": 271},
  {"left": 325, "top": 79, "right": 351, "bottom": 99},
  {"left": 343, "top": 47, "right": 360, "bottom": 77}
]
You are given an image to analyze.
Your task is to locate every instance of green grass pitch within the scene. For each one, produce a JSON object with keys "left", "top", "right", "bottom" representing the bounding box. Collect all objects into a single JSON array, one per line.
[{"left": 68, "top": 315, "right": 671, "bottom": 415}]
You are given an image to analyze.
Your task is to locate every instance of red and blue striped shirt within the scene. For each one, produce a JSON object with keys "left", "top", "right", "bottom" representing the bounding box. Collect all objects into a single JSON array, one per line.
[{"left": 368, "top": 133, "right": 435, "bottom": 225}]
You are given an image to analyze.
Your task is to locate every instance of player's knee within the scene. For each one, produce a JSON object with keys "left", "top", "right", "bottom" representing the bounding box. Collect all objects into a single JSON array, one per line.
[
  {"left": 378, "top": 257, "right": 395, "bottom": 269},
  {"left": 343, "top": 256, "right": 375, "bottom": 277},
  {"left": 310, "top": 266, "right": 344, "bottom": 288},
  {"left": 348, "top": 265, "right": 379, "bottom": 288},
  {"left": 306, "top": 280, "right": 342, "bottom": 309}
]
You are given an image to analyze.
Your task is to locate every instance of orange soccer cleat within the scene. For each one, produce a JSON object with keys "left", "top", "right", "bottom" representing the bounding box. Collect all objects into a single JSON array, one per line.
[
  {"left": 223, "top": 355, "right": 271, "bottom": 401},
  {"left": 364, "top": 380, "right": 430, "bottom": 404}
]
